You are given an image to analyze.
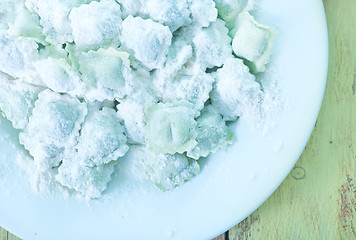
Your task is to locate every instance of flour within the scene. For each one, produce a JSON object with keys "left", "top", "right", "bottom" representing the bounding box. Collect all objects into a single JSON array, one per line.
[{"left": 0, "top": 0, "right": 283, "bottom": 199}]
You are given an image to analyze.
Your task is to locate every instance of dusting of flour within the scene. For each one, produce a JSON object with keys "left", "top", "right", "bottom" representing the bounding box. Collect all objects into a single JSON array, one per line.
[{"left": 0, "top": 0, "right": 286, "bottom": 200}]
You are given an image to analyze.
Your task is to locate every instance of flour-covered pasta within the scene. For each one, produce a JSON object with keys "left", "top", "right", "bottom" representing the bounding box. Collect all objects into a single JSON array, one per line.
[
  {"left": 121, "top": 16, "right": 172, "bottom": 70},
  {"left": 193, "top": 19, "right": 232, "bottom": 69},
  {"left": 211, "top": 58, "right": 264, "bottom": 121},
  {"left": 187, "top": 106, "right": 233, "bottom": 159},
  {"left": 144, "top": 100, "right": 198, "bottom": 154},
  {"left": 34, "top": 58, "right": 85, "bottom": 97},
  {"left": 214, "top": 0, "right": 254, "bottom": 27},
  {"left": 141, "top": 0, "right": 191, "bottom": 32},
  {"left": 0, "top": 0, "right": 278, "bottom": 198},
  {"left": 174, "top": 67, "right": 215, "bottom": 111},
  {"left": 189, "top": 0, "right": 218, "bottom": 28},
  {"left": 0, "top": 0, "right": 25, "bottom": 33},
  {"left": 0, "top": 75, "right": 43, "bottom": 129},
  {"left": 24, "top": 0, "right": 80, "bottom": 44},
  {"left": 79, "top": 48, "right": 131, "bottom": 102},
  {"left": 143, "top": 152, "right": 200, "bottom": 191},
  {"left": 232, "top": 12, "right": 277, "bottom": 73},
  {"left": 75, "top": 108, "right": 128, "bottom": 167},
  {"left": 56, "top": 156, "right": 116, "bottom": 199},
  {"left": 152, "top": 36, "right": 193, "bottom": 99},
  {"left": 7, "top": 6, "right": 46, "bottom": 44},
  {"left": 19, "top": 90, "right": 87, "bottom": 171},
  {"left": 117, "top": 101, "right": 146, "bottom": 144},
  {"left": 69, "top": 0, "right": 122, "bottom": 50},
  {"left": 0, "top": 36, "right": 38, "bottom": 79}
]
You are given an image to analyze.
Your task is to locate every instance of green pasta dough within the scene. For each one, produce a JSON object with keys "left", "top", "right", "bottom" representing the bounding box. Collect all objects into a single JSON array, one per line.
[{"left": 144, "top": 100, "right": 199, "bottom": 155}]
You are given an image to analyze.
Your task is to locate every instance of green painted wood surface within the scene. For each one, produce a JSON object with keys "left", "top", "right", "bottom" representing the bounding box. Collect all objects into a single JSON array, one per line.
[{"left": 1, "top": 0, "right": 355, "bottom": 239}]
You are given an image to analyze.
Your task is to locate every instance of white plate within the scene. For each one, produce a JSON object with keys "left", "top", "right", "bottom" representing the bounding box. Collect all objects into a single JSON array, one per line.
[{"left": 0, "top": 0, "right": 328, "bottom": 239}]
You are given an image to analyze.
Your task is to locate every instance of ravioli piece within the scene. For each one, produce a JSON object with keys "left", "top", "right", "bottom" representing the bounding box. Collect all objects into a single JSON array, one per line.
[
  {"left": 0, "top": 36, "right": 38, "bottom": 79},
  {"left": 117, "top": 101, "right": 146, "bottom": 145},
  {"left": 76, "top": 107, "right": 129, "bottom": 167},
  {"left": 25, "top": 0, "right": 81, "bottom": 44},
  {"left": 121, "top": 16, "right": 172, "bottom": 70},
  {"left": 19, "top": 90, "right": 87, "bottom": 171},
  {"left": 187, "top": 107, "right": 233, "bottom": 159},
  {"left": 0, "top": 0, "right": 24, "bottom": 33},
  {"left": 7, "top": 6, "right": 46, "bottom": 44},
  {"left": 118, "top": 0, "right": 142, "bottom": 17},
  {"left": 144, "top": 152, "right": 200, "bottom": 191},
  {"left": 64, "top": 43, "right": 82, "bottom": 71},
  {"left": 0, "top": 76, "right": 43, "bottom": 129},
  {"left": 79, "top": 48, "right": 131, "bottom": 102},
  {"left": 214, "top": 0, "right": 254, "bottom": 27},
  {"left": 38, "top": 44, "right": 68, "bottom": 60},
  {"left": 56, "top": 156, "right": 116, "bottom": 199},
  {"left": 193, "top": 19, "right": 232, "bottom": 69},
  {"left": 141, "top": 0, "right": 191, "bottom": 32},
  {"left": 232, "top": 12, "right": 277, "bottom": 73},
  {"left": 174, "top": 66, "right": 215, "bottom": 111},
  {"left": 124, "top": 70, "right": 158, "bottom": 107},
  {"left": 210, "top": 58, "right": 263, "bottom": 121},
  {"left": 34, "top": 58, "right": 85, "bottom": 97},
  {"left": 188, "top": 0, "right": 218, "bottom": 28},
  {"left": 69, "top": 0, "right": 122, "bottom": 50},
  {"left": 144, "top": 100, "right": 198, "bottom": 154},
  {"left": 0, "top": 0, "right": 24, "bottom": 13},
  {"left": 152, "top": 37, "right": 193, "bottom": 99},
  {"left": 155, "top": 64, "right": 215, "bottom": 111}
]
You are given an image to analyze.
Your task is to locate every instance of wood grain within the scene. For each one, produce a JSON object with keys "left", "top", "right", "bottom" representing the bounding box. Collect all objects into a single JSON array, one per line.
[{"left": 1, "top": 0, "right": 355, "bottom": 240}]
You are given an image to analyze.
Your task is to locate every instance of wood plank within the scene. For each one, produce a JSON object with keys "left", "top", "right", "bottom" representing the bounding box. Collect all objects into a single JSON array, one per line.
[
  {"left": 229, "top": 0, "right": 356, "bottom": 239},
  {"left": 0, "top": 227, "right": 8, "bottom": 240},
  {"left": 213, "top": 232, "right": 228, "bottom": 240},
  {"left": 0, "top": 227, "right": 20, "bottom": 240}
]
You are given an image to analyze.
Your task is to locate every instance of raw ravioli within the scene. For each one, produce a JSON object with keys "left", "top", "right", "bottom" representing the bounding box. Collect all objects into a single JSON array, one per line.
[
  {"left": 174, "top": 66, "right": 215, "bottom": 111},
  {"left": 0, "top": 0, "right": 279, "bottom": 198},
  {"left": 121, "top": 16, "right": 172, "bottom": 70},
  {"left": 79, "top": 47, "right": 131, "bottom": 102},
  {"left": 144, "top": 152, "right": 200, "bottom": 191},
  {"left": 0, "top": 36, "right": 38, "bottom": 79},
  {"left": 0, "top": 76, "right": 43, "bottom": 129},
  {"left": 144, "top": 100, "right": 198, "bottom": 155},
  {"left": 141, "top": 0, "right": 191, "bottom": 32},
  {"left": 214, "top": 0, "right": 254, "bottom": 26},
  {"left": 38, "top": 44, "right": 68, "bottom": 60},
  {"left": 75, "top": 107, "right": 129, "bottom": 167},
  {"left": 193, "top": 19, "right": 232, "bottom": 69},
  {"left": 69, "top": 0, "right": 122, "bottom": 50},
  {"left": 25, "top": 0, "right": 80, "bottom": 44},
  {"left": 188, "top": 0, "right": 218, "bottom": 28},
  {"left": 34, "top": 58, "right": 85, "bottom": 97},
  {"left": 211, "top": 58, "right": 264, "bottom": 121},
  {"left": 118, "top": 0, "right": 142, "bottom": 17},
  {"left": 7, "top": 6, "right": 46, "bottom": 44},
  {"left": 232, "top": 12, "right": 276, "bottom": 73},
  {"left": 19, "top": 90, "right": 87, "bottom": 171},
  {"left": 0, "top": 0, "right": 24, "bottom": 33},
  {"left": 187, "top": 106, "right": 233, "bottom": 159},
  {"left": 152, "top": 37, "right": 193, "bottom": 99},
  {"left": 155, "top": 63, "right": 215, "bottom": 111},
  {"left": 56, "top": 157, "right": 116, "bottom": 199},
  {"left": 124, "top": 70, "right": 158, "bottom": 107},
  {"left": 117, "top": 101, "right": 146, "bottom": 145}
]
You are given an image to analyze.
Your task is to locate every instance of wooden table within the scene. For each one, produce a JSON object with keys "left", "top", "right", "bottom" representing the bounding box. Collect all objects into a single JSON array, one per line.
[{"left": 1, "top": 0, "right": 355, "bottom": 239}]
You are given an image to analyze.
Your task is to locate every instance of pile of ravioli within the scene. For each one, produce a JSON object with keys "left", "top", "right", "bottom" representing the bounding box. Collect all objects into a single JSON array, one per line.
[{"left": 0, "top": 0, "right": 276, "bottom": 198}]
